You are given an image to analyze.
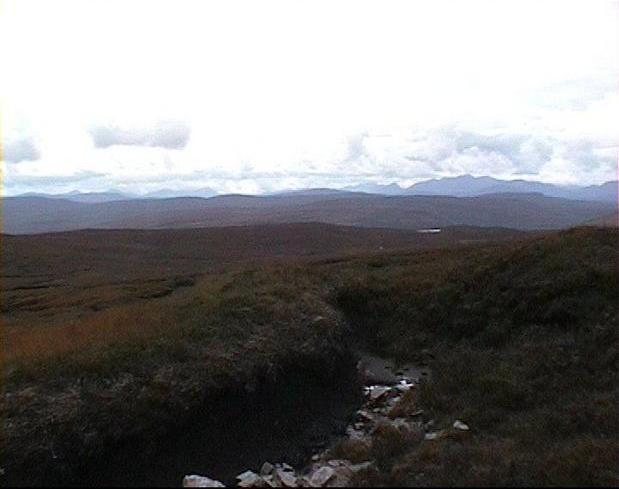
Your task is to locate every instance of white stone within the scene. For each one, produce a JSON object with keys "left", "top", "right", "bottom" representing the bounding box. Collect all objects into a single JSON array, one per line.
[
  {"left": 453, "top": 420, "right": 470, "bottom": 431},
  {"left": 348, "top": 461, "right": 373, "bottom": 473},
  {"left": 369, "top": 386, "right": 390, "bottom": 401},
  {"left": 424, "top": 432, "right": 441, "bottom": 440},
  {"left": 276, "top": 469, "right": 298, "bottom": 488},
  {"left": 346, "top": 426, "right": 364, "bottom": 439},
  {"left": 263, "top": 475, "right": 279, "bottom": 488},
  {"left": 327, "top": 465, "right": 354, "bottom": 487},
  {"left": 310, "top": 466, "right": 335, "bottom": 487},
  {"left": 183, "top": 475, "right": 226, "bottom": 488},
  {"left": 396, "top": 381, "right": 414, "bottom": 392},
  {"left": 237, "top": 471, "right": 263, "bottom": 488}
]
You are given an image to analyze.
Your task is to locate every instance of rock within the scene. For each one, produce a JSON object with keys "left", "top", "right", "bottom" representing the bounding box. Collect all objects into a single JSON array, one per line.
[
  {"left": 183, "top": 475, "right": 226, "bottom": 487},
  {"left": 327, "top": 465, "right": 353, "bottom": 487},
  {"left": 392, "top": 417, "right": 409, "bottom": 429},
  {"left": 410, "top": 409, "right": 424, "bottom": 417},
  {"left": 356, "top": 410, "right": 373, "bottom": 423},
  {"left": 281, "top": 463, "right": 294, "bottom": 472},
  {"left": 263, "top": 475, "right": 280, "bottom": 488},
  {"left": 276, "top": 468, "right": 298, "bottom": 487},
  {"left": 424, "top": 431, "right": 442, "bottom": 441},
  {"left": 453, "top": 420, "right": 469, "bottom": 431},
  {"left": 297, "top": 476, "right": 312, "bottom": 487},
  {"left": 395, "top": 381, "right": 413, "bottom": 393},
  {"left": 348, "top": 462, "right": 373, "bottom": 473},
  {"left": 327, "top": 459, "right": 345, "bottom": 467},
  {"left": 346, "top": 426, "right": 364, "bottom": 439},
  {"left": 237, "top": 471, "right": 264, "bottom": 488},
  {"left": 310, "top": 466, "right": 335, "bottom": 487},
  {"left": 369, "top": 386, "right": 390, "bottom": 401},
  {"left": 261, "top": 462, "right": 275, "bottom": 476},
  {"left": 311, "top": 454, "right": 320, "bottom": 462}
]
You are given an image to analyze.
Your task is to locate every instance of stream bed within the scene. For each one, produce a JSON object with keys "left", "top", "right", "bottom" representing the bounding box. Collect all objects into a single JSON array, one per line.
[{"left": 53, "top": 352, "right": 429, "bottom": 487}]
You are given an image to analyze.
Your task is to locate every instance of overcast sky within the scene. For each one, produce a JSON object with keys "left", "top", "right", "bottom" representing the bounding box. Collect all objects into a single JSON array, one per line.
[{"left": 1, "top": 0, "right": 617, "bottom": 195}]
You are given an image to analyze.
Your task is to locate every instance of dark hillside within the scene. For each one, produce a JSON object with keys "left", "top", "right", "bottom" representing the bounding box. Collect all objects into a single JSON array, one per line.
[{"left": 3, "top": 192, "right": 614, "bottom": 234}]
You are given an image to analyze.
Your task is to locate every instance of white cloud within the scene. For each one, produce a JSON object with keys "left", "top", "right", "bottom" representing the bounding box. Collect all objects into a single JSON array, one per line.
[
  {"left": 89, "top": 120, "right": 191, "bottom": 149},
  {"left": 3, "top": 136, "right": 40, "bottom": 163}
]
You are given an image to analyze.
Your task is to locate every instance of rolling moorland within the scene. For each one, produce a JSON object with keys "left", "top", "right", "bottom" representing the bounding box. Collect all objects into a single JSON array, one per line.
[
  {"left": 1, "top": 221, "right": 617, "bottom": 486},
  {"left": 3, "top": 191, "right": 616, "bottom": 234}
]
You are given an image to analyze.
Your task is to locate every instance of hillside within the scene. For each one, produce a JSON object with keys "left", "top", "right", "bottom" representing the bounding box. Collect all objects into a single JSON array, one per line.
[
  {"left": 3, "top": 192, "right": 615, "bottom": 234},
  {"left": 2, "top": 223, "right": 527, "bottom": 327},
  {"left": 1, "top": 226, "right": 616, "bottom": 486}
]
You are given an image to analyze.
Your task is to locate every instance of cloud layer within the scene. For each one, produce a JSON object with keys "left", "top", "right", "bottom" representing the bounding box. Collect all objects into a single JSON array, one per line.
[{"left": 1, "top": 1, "right": 616, "bottom": 194}]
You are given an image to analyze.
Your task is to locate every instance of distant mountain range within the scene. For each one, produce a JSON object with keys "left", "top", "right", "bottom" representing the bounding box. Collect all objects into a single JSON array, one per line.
[
  {"left": 3, "top": 191, "right": 615, "bottom": 234},
  {"left": 404, "top": 175, "right": 618, "bottom": 202},
  {"left": 16, "top": 187, "right": 219, "bottom": 203},
  {"left": 343, "top": 182, "right": 406, "bottom": 195},
  {"left": 345, "top": 175, "right": 617, "bottom": 203},
  {"left": 13, "top": 176, "right": 617, "bottom": 203}
]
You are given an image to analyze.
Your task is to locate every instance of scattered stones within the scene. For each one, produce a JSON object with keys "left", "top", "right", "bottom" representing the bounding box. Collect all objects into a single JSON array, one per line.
[
  {"left": 187, "top": 357, "right": 430, "bottom": 489},
  {"left": 182, "top": 475, "right": 226, "bottom": 488},
  {"left": 453, "top": 420, "right": 469, "bottom": 431}
]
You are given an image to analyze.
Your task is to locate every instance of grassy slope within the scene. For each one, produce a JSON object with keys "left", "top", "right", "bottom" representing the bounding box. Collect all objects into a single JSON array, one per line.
[
  {"left": 336, "top": 227, "right": 618, "bottom": 486},
  {"left": 1, "top": 269, "right": 349, "bottom": 484},
  {"left": 2, "top": 227, "right": 617, "bottom": 486}
]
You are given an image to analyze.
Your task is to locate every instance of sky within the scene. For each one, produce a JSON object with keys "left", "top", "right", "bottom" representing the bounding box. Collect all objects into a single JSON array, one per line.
[{"left": 1, "top": 0, "right": 617, "bottom": 195}]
